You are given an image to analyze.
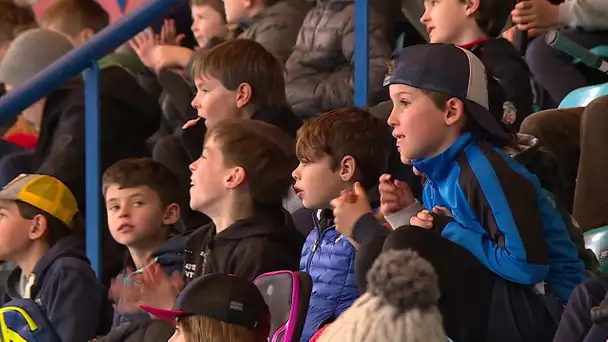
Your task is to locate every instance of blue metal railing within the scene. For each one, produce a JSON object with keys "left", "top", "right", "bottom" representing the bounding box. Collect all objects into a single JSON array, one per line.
[
  {"left": 0, "top": 0, "right": 187, "bottom": 277},
  {"left": 0, "top": 0, "right": 371, "bottom": 277},
  {"left": 354, "top": 0, "right": 369, "bottom": 107}
]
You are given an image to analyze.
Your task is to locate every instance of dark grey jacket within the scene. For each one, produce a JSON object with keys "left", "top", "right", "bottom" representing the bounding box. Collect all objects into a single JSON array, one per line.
[
  {"left": 285, "top": 0, "right": 393, "bottom": 119},
  {"left": 238, "top": 0, "right": 312, "bottom": 64}
]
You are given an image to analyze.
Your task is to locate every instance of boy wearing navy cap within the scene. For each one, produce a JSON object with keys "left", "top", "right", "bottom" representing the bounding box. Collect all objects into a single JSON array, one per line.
[
  {"left": 331, "top": 44, "right": 587, "bottom": 341},
  {"left": 141, "top": 273, "right": 270, "bottom": 342}
]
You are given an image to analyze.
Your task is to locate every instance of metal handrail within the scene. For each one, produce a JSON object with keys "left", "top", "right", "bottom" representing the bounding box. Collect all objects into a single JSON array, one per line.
[{"left": 0, "top": 0, "right": 187, "bottom": 277}]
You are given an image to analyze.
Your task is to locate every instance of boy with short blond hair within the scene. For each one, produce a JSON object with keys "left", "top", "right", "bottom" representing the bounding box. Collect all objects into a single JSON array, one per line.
[
  {"left": 292, "top": 106, "right": 391, "bottom": 341},
  {"left": 0, "top": 174, "right": 112, "bottom": 342},
  {"left": 102, "top": 158, "right": 185, "bottom": 328},
  {"left": 419, "top": 0, "right": 533, "bottom": 129}
]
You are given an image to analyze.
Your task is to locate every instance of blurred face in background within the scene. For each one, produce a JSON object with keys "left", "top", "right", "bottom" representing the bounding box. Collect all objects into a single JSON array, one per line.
[
  {"left": 3, "top": 84, "right": 45, "bottom": 132},
  {"left": 191, "top": 4, "right": 229, "bottom": 48}
]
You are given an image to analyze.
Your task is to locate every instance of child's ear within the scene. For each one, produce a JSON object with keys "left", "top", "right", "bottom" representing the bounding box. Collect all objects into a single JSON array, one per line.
[
  {"left": 224, "top": 166, "right": 247, "bottom": 189},
  {"left": 162, "top": 203, "right": 181, "bottom": 226},
  {"left": 463, "top": 0, "right": 481, "bottom": 17},
  {"left": 29, "top": 214, "right": 47, "bottom": 241},
  {"left": 339, "top": 155, "right": 357, "bottom": 182},
  {"left": 444, "top": 98, "right": 466, "bottom": 127},
  {"left": 235, "top": 82, "right": 253, "bottom": 109}
]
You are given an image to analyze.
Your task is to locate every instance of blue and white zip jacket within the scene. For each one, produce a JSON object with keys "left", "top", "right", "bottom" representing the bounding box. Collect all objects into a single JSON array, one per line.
[{"left": 412, "top": 132, "right": 586, "bottom": 302}]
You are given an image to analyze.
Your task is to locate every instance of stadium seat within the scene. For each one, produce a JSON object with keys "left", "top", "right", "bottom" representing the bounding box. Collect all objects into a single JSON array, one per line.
[
  {"left": 254, "top": 271, "right": 312, "bottom": 342},
  {"left": 559, "top": 82, "right": 608, "bottom": 108},
  {"left": 584, "top": 225, "right": 608, "bottom": 275}
]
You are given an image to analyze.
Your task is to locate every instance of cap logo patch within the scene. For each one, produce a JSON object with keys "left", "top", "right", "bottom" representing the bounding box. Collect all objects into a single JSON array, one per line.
[{"left": 229, "top": 301, "right": 244, "bottom": 312}]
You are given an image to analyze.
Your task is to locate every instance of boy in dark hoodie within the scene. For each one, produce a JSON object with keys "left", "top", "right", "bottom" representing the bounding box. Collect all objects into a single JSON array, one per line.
[
  {"left": 102, "top": 158, "right": 185, "bottom": 329},
  {"left": 152, "top": 39, "right": 303, "bottom": 230},
  {"left": 418, "top": 0, "right": 533, "bottom": 130},
  {"left": 0, "top": 174, "right": 112, "bottom": 342},
  {"left": 139, "top": 119, "right": 304, "bottom": 312}
]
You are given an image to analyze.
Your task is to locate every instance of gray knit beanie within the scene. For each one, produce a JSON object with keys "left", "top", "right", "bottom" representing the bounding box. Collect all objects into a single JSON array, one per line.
[
  {"left": 0, "top": 28, "right": 73, "bottom": 88},
  {"left": 318, "top": 250, "right": 447, "bottom": 342}
]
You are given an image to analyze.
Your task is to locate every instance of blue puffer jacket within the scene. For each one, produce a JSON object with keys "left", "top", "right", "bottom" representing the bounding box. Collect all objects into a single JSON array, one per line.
[{"left": 299, "top": 210, "right": 359, "bottom": 342}]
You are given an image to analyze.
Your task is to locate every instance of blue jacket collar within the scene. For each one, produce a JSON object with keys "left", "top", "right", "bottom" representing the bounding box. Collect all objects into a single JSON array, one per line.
[{"left": 412, "top": 133, "right": 474, "bottom": 182}]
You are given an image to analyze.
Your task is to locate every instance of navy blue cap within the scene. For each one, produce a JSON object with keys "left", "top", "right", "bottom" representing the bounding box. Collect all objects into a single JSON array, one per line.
[{"left": 384, "top": 44, "right": 511, "bottom": 142}]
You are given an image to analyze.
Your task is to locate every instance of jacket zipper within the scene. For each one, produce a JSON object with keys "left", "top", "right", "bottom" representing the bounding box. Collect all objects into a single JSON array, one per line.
[{"left": 305, "top": 227, "right": 334, "bottom": 272}]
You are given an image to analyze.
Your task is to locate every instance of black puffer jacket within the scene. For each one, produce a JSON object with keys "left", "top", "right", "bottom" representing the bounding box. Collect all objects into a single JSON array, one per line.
[
  {"left": 285, "top": 0, "right": 393, "bottom": 119},
  {"left": 238, "top": 0, "right": 312, "bottom": 64}
]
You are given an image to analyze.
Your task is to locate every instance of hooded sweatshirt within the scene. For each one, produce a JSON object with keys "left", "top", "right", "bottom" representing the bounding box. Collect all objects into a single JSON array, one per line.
[
  {"left": 183, "top": 207, "right": 304, "bottom": 283},
  {"left": 2, "top": 237, "right": 113, "bottom": 342},
  {"left": 112, "top": 235, "right": 187, "bottom": 328}
]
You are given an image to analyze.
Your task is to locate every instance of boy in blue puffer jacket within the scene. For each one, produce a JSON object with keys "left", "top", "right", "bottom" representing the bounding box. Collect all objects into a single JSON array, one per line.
[{"left": 291, "top": 107, "right": 392, "bottom": 341}]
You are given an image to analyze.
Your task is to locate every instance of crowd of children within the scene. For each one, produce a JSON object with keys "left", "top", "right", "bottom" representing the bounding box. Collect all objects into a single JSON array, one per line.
[{"left": 0, "top": 0, "right": 607, "bottom": 341}]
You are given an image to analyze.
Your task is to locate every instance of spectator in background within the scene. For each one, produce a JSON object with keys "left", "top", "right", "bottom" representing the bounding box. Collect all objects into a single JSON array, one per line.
[
  {"left": 0, "top": 0, "right": 38, "bottom": 155},
  {"left": 39, "top": 0, "right": 147, "bottom": 75},
  {"left": 0, "top": 28, "right": 161, "bottom": 285},
  {"left": 285, "top": 0, "right": 395, "bottom": 120},
  {"left": 224, "top": 0, "right": 311, "bottom": 64},
  {"left": 0, "top": 0, "right": 36, "bottom": 63},
  {"left": 509, "top": 0, "right": 608, "bottom": 108},
  {"left": 419, "top": 0, "right": 533, "bottom": 131}
]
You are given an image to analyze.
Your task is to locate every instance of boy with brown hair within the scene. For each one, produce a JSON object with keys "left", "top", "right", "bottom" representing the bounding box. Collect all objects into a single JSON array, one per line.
[
  {"left": 0, "top": 174, "right": 112, "bottom": 342},
  {"left": 39, "top": 0, "right": 147, "bottom": 74},
  {"left": 102, "top": 158, "right": 184, "bottom": 328},
  {"left": 141, "top": 119, "right": 304, "bottom": 311},
  {"left": 291, "top": 107, "right": 391, "bottom": 341},
  {"left": 419, "top": 0, "right": 533, "bottom": 129},
  {"left": 0, "top": 0, "right": 36, "bottom": 63},
  {"left": 38, "top": 0, "right": 109, "bottom": 47},
  {"left": 152, "top": 39, "right": 303, "bottom": 229}
]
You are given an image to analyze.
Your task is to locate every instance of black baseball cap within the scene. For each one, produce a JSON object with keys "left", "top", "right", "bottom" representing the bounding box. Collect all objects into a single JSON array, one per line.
[
  {"left": 384, "top": 43, "right": 512, "bottom": 142},
  {"left": 140, "top": 273, "right": 270, "bottom": 336}
]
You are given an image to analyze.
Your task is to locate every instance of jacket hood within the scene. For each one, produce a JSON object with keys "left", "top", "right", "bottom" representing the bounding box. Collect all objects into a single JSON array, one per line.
[
  {"left": 6, "top": 236, "right": 88, "bottom": 300},
  {"left": 251, "top": 105, "right": 303, "bottom": 138},
  {"left": 216, "top": 208, "right": 298, "bottom": 240}
]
